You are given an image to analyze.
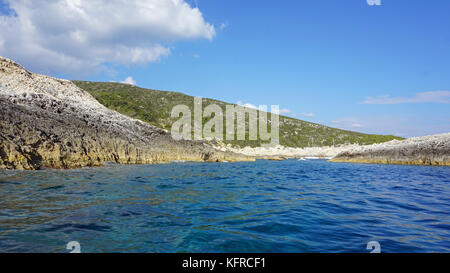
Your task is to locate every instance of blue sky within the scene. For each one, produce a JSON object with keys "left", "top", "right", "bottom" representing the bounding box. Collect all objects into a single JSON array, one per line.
[{"left": 1, "top": 0, "right": 449, "bottom": 137}]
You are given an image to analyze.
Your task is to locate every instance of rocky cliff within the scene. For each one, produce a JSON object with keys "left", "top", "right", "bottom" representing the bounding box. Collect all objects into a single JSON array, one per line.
[
  {"left": 330, "top": 133, "right": 450, "bottom": 166},
  {"left": 0, "top": 57, "right": 253, "bottom": 170}
]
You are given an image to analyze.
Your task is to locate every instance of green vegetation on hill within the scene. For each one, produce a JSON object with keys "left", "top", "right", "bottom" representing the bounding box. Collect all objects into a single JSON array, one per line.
[{"left": 73, "top": 81, "right": 403, "bottom": 148}]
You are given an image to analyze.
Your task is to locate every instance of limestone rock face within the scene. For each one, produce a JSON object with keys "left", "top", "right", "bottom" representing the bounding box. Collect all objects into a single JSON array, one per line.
[
  {"left": 0, "top": 57, "right": 253, "bottom": 170},
  {"left": 330, "top": 133, "right": 450, "bottom": 166}
]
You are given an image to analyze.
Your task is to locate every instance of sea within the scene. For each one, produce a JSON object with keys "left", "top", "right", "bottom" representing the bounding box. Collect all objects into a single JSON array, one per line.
[{"left": 0, "top": 159, "right": 449, "bottom": 253}]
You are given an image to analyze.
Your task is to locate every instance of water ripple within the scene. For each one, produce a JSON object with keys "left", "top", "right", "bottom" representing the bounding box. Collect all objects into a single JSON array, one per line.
[{"left": 0, "top": 160, "right": 449, "bottom": 253}]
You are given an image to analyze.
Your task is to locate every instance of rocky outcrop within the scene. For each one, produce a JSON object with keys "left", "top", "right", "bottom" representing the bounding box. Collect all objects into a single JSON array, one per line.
[
  {"left": 330, "top": 133, "right": 450, "bottom": 166},
  {"left": 0, "top": 57, "right": 253, "bottom": 170},
  {"left": 208, "top": 135, "right": 450, "bottom": 166}
]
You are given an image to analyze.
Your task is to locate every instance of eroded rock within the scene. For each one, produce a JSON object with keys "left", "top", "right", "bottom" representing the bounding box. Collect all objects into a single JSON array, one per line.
[
  {"left": 0, "top": 57, "right": 253, "bottom": 170},
  {"left": 330, "top": 134, "right": 450, "bottom": 166}
]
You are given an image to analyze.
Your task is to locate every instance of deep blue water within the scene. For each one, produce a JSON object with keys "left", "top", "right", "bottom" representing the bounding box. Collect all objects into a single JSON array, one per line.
[{"left": 0, "top": 159, "right": 449, "bottom": 253}]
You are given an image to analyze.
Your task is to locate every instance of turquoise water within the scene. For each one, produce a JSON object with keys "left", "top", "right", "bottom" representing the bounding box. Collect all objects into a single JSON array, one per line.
[{"left": 0, "top": 160, "right": 449, "bottom": 253}]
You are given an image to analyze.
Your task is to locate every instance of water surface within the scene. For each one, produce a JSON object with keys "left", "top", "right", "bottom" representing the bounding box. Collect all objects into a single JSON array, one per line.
[{"left": 0, "top": 160, "right": 449, "bottom": 253}]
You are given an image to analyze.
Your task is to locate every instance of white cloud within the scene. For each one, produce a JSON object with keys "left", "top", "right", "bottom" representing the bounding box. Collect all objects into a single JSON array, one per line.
[
  {"left": 363, "top": 91, "right": 450, "bottom": 104},
  {"left": 219, "top": 23, "right": 228, "bottom": 30},
  {"left": 121, "top": 76, "right": 136, "bottom": 86},
  {"left": 193, "top": 54, "right": 200, "bottom": 59},
  {"left": 279, "top": 108, "right": 292, "bottom": 115},
  {"left": 0, "top": 0, "right": 215, "bottom": 76},
  {"left": 237, "top": 101, "right": 257, "bottom": 109},
  {"left": 330, "top": 116, "right": 450, "bottom": 137},
  {"left": 300, "top": 113, "right": 315, "bottom": 117},
  {"left": 332, "top": 118, "right": 364, "bottom": 129}
]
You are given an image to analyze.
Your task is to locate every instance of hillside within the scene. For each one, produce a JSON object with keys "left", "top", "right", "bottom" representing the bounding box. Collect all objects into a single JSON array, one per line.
[
  {"left": 0, "top": 57, "right": 252, "bottom": 170},
  {"left": 73, "top": 81, "right": 403, "bottom": 148}
]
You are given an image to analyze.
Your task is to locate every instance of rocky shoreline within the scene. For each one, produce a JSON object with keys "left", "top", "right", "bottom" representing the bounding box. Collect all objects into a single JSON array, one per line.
[
  {"left": 1, "top": 57, "right": 448, "bottom": 170},
  {"left": 209, "top": 134, "right": 450, "bottom": 166},
  {"left": 0, "top": 57, "right": 253, "bottom": 170},
  {"left": 330, "top": 133, "right": 450, "bottom": 166},
  {"left": 209, "top": 140, "right": 357, "bottom": 160}
]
